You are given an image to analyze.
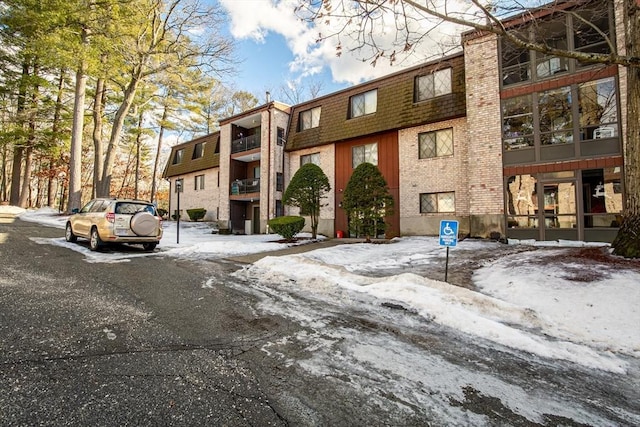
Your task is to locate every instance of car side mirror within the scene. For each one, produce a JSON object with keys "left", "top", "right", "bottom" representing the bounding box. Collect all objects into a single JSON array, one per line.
[{"left": 71, "top": 208, "right": 79, "bottom": 214}]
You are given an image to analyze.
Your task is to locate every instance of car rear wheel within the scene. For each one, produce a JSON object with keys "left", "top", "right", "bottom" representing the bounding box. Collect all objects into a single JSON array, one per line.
[
  {"left": 142, "top": 242, "right": 157, "bottom": 252},
  {"left": 89, "top": 227, "right": 103, "bottom": 251},
  {"left": 65, "top": 223, "right": 77, "bottom": 243}
]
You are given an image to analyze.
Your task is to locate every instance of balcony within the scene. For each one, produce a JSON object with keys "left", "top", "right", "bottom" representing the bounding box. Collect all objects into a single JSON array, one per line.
[
  {"left": 231, "top": 178, "right": 260, "bottom": 196},
  {"left": 231, "top": 134, "right": 261, "bottom": 154}
]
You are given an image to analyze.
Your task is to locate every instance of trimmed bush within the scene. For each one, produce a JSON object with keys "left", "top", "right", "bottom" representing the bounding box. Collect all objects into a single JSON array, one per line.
[
  {"left": 268, "top": 216, "right": 305, "bottom": 240},
  {"left": 186, "top": 208, "right": 207, "bottom": 221}
]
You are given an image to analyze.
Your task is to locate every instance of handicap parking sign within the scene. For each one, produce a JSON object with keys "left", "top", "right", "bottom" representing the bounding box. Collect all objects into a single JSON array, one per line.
[{"left": 439, "top": 220, "right": 459, "bottom": 247}]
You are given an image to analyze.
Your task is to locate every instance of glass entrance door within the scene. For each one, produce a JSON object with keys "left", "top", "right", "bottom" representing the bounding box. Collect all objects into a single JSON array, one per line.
[{"left": 541, "top": 180, "right": 578, "bottom": 241}]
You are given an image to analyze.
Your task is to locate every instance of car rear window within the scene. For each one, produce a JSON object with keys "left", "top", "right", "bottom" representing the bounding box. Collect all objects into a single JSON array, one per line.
[{"left": 115, "top": 202, "right": 155, "bottom": 215}]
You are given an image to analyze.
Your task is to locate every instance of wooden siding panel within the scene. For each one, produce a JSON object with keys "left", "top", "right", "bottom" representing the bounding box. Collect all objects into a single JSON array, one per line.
[{"left": 334, "top": 132, "right": 400, "bottom": 237}]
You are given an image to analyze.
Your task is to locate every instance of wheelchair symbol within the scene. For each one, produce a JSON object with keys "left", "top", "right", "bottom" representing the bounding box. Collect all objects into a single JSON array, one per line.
[{"left": 442, "top": 223, "right": 455, "bottom": 236}]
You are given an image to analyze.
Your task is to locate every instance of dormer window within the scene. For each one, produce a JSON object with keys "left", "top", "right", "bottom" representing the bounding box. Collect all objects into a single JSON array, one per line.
[
  {"left": 349, "top": 89, "right": 377, "bottom": 118},
  {"left": 299, "top": 107, "right": 321, "bottom": 130},
  {"left": 172, "top": 148, "right": 184, "bottom": 164},
  {"left": 415, "top": 69, "right": 451, "bottom": 102},
  {"left": 192, "top": 142, "right": 205, "bottom": 159}
]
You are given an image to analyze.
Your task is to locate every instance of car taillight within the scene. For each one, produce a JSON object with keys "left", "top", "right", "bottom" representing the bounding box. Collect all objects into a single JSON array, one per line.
[
  {"left": 158, "top": 217, "right": 163, "bottom": 228},
  {"left": 106, "top": 212, "right": 115, "bottom": 223}
]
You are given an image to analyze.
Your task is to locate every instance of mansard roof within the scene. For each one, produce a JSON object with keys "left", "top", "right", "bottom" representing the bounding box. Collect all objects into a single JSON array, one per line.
[
  {"left": 286, "top": 52, "right": 466, "bottom": 152},
  {"left": 163, "top": 132, "right": 220, "bottom": 178}
]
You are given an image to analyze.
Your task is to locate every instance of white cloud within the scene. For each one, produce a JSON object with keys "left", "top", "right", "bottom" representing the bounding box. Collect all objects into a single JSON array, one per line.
[{"left": 219, "top": 0, "right": 469, "bottom": 88}]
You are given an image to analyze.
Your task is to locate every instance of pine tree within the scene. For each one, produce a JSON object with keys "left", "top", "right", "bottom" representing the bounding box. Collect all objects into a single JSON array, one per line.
[
  {"left": 342, "top": 162, "right": 394, "bottom": 242},
  {"left": 283, "top": 163, "right": 331, "bottom": 239}
]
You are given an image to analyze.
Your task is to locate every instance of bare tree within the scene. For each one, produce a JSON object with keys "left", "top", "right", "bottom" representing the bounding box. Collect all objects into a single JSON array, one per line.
[
  {"left": 295, "top": 0, "right": 640, "bottom": 257},
  {"left": 278, "top": 78, "right": 325, "bottom": 104}
]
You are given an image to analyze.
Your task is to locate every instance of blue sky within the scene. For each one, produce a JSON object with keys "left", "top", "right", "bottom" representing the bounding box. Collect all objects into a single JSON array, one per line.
[{"left": 215, "top": 0, "right": 467, "bottom": 104}]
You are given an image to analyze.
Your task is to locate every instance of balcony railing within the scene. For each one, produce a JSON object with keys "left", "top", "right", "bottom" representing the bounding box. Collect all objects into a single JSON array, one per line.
[
  {"left": 231, "top": 134, "right": 261, "bottom": 154},
  {"left": 231, "top": 178, "right": 260, "bottom": 195}
]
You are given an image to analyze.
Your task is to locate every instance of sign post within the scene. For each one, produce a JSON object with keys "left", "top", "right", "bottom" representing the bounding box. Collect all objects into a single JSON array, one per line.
[{"left": 439, "top": 220, "right": 459, "bottom": 282}]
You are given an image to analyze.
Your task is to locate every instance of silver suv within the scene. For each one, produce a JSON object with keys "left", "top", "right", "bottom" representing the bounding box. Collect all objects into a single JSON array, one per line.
[{"left": 65, "top": 198, "right": 163, "bottom": 251}]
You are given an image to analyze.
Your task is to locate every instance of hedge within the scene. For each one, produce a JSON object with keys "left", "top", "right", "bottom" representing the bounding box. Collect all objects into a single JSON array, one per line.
[
  {"left": 268, "top": 216, "right": 305, "bottom": 240},
  {"left": 186, "top": 208, "right": 207, "bottom": 221}
]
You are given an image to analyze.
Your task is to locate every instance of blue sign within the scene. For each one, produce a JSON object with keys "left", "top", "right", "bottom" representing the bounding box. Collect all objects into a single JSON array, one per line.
[{"left": 439, "top": 220, "right": 459, "bottom": 247}]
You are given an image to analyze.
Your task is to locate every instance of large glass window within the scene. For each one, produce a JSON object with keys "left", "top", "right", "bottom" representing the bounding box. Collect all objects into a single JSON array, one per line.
[
  {"left": 350, "top": 90, "right": 377, "bottom": 118},
  {"left": 501, "top": 32, "right": 530, "bottom": 86},
  {"left": 579, "top": 77, "right": 618, "bottom": 140},
  {"left": 539, "top": 86, "right": 573, "bottom": 145},
  {"left": 352, "top": 143, "right": 378, "bottom": 168},
  {"left": 502, "top": 95, "right": 534, "bottom": 150},
  {"left": 419, "top": 128, "right": 453, "bottom": 158},
  {"left": 534, "top": 19, "right": 569, "bottom": 79},
  {"left": 574, "top": 4, "right": 611, "bottom": 64},
  {"left": 300, "top": 107, "right": 321, "bottom": 130},
  {"left": 420, "top": 192, "right": 455, "bottom": 213},
  {"left": 415, "top": 69, "right": 452, "bottom": 101},
  {"left": 500, "top": 2, "right": 611, "bottom": 84}
]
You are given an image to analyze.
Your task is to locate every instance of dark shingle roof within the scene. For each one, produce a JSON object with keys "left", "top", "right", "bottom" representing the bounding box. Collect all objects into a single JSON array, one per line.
[
  {"left": 163, "top": 132, "right": 220, "bottom": 178},
  {"left": 286, "top": 53, "right": 466, "bottom": 151}
]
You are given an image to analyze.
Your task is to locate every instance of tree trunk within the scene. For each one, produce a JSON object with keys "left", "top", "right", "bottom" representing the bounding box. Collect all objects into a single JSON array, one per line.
[
  {"left": 9, "top": 147, "right": 23, "bottom": 205},
  {"left": 98, "top": 72, "right": 141, "bottom": 197},
  {"left": 68, "top": 63, "right": 87, "bottom": 213},
  {"left": 134, "top": 109, "right": 143, "bottom": 199},
  {"left": 17, "top": 145, "right": 33, "bottom": 208},
  {"left": 9, "top": 61, "right": 31, "bottom": 205},
  {"left": 612, "top": 0, "right": 640, "bottom": 257},
  {"left": 150, "top": 104, "right": 169, "bottom": 203},
  {"left": 92, "top": 77, "right": 106, "bottom": 198}
]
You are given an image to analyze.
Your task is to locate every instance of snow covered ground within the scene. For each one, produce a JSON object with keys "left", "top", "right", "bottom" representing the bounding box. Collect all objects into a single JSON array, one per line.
[{"left": 5, "top": 205, "right": 640, "bottom": 375}]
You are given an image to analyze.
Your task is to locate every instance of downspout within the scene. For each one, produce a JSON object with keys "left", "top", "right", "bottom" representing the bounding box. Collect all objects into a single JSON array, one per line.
[{"left": 266, "top": 93, "right": 272, "bottom": 233}]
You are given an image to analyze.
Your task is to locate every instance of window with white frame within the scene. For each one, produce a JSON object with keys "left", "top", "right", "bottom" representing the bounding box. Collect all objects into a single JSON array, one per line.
[
  {"left": 419, "top": 128, "right": 453, "bottom": 158},
  {"left": 300, "top": 152, "right": 320, "bottom": 166},
  {"left": 299, "top": 107, "right": 321, "bottom": 130},
  {"left": 194, "top": 174, "right": 205, "bottom": 190},
  {"left": 352, "top": 143, "right": 378, "bottom": 168},
  {"left": 420, "top": 192, "right": 455, "bottom": 213},
  {"left": 415, "top": 69, "right": 452, "bottom": 102},
  {"left": 349, "top": 89, "right": 377, "bottom": 118}
]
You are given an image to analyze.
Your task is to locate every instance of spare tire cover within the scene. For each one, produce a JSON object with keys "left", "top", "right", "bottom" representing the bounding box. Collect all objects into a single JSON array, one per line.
[{"left": 130, "top": 211, "right": 158, "bottom": 236}]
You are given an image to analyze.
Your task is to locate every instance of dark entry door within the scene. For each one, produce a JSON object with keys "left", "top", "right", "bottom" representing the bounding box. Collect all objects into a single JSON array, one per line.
[{"left": 253, "top": 206, "right": 260, "bottom": 234}]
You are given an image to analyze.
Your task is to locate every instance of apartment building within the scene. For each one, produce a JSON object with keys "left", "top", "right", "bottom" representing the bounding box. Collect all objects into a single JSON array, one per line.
[
  {"left": 165, "top": 101, "right": 290, "bottom": 234},
  {"left": 164, "top": 0, "right": 625, "bottom": 243}
]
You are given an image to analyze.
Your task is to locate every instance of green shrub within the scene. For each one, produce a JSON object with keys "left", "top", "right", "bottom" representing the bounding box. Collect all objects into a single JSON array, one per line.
[
  {"left": 186, "top": 208, "right": 207, "bottom": 221},
  {"left": 268, "top": 216, "right": 305, "bottom": 240}
]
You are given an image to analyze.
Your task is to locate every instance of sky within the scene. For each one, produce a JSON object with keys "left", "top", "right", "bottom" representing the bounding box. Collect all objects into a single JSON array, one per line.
[
  {"left": 215, "top": 0, "right": 467, "bottom": 102},
  {"left": 4, "top": 204, "right": 640, "bottom": 424}
]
